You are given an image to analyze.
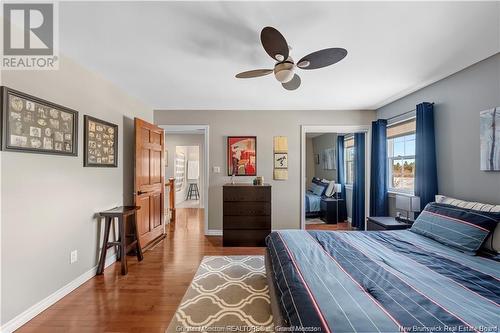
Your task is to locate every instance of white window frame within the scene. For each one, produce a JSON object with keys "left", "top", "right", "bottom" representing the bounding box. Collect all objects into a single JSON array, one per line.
[
  {"left": 387, "top": 133, "right": 415, "bottom": 195},
  {"left": 345, "top": 145, "right": 355, "bottom": 186}
]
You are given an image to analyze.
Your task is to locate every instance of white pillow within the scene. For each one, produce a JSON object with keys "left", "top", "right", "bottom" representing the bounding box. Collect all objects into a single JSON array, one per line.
[
  {"left": 435, "top": 195, "right": 500, "bottom": 253},
  {"left": 324, "top": 181, "right": 336, "bottom": 197}
]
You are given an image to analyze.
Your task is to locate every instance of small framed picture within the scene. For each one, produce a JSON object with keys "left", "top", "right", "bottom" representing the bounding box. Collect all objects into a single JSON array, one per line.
[
  {"left": 84, "top": 115, "right": 118, "bottom": 167},
  {"left": 1, "top": 86, "right": 78, "bottom": 156},
  {"left": 274, "top": 153, "right": 288, "bottom": 169}
]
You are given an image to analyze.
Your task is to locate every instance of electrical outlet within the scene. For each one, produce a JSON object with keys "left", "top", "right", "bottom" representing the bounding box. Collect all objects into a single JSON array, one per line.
[
  {"left": 213, "top": 166, "right": 220, "bottom": 173},
  {"left": 70, "top": 250, "right": 78, "bottom": 264}
]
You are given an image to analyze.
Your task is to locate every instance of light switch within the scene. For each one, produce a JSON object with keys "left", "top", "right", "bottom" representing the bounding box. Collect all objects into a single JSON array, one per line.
[{"left": 213, "top": 166, "right": 221, "bottom": 173}]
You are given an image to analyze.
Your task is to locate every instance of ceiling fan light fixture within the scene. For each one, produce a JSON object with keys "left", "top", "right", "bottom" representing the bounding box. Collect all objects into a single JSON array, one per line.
[
  {"left": 275, "top": 54, "right": 285, "bottom": 62},
  {"left": 274, "top": 62, "right": 294, "bottom": 83},
  {"left": 298, "top": 60, "right": 310, "bottom": 68}
]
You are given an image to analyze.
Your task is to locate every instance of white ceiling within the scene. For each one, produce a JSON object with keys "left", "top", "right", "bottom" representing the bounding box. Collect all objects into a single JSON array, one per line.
[{"left": 59, "top": 1, "right": 499, "bottom": 111}]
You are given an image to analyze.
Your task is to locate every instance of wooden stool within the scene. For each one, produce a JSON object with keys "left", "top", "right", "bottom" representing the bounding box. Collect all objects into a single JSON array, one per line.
[
  {"left": 186, "top": 183, "right": 200, "bottom": 200},
  {"left": 97, "top": 206, "right": 143, "bottom": 275}
]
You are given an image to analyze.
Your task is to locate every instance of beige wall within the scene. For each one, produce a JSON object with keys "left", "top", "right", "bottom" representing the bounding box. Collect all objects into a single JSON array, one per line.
[
  {"left": 1, "top": 57, "right": 153, "bottom": 326},
  {"left": 155, "top": 109, "right": 376, "bottom": 231}
]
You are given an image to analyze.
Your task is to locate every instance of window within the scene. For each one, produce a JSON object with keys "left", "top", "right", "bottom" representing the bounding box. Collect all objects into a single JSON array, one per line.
[
  {"left": 345, "top": 137, "right": 355, "bottom": 185},
  {"left": 387, "top": 119, "right": 416, "bottom": 193}
]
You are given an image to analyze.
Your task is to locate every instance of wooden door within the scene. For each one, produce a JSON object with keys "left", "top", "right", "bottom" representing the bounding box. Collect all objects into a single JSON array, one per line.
[{"left": 134, "top": 118, "right": 165, "bottom": 249}]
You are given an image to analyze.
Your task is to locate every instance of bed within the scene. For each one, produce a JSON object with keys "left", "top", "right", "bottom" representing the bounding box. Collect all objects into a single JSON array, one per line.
[
  {"left": 265, "top": 201, "right": 500, "bottom": 333},
  {"left": 305, "top": 177, "right": 331, "bottom": 217},
  {"left": 305, "top": 191, "right": 322, "bottom": 215}
]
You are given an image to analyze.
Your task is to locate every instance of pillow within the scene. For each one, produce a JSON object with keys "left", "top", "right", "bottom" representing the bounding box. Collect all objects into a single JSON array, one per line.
[
  {"left": 310, "top": 183, "right": 325, "bottom": 196},
  {"left": 435, "top": 195, "right": 500, "bottom": 252},
  {"left": 435, "top": 195, "right": 500, "bottom": 213},
  {"left": 410, "top": 202, "right": 498, "bottom": 254},
  {"left": 324, "top": 181, "right": 336, "bottom": 197},
  {"left": 312, "top": 177, "right": 322, "bottom": 184}
]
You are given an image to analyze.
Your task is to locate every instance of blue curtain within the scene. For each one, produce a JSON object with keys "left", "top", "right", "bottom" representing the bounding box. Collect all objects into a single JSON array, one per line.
[
  {"left": 352, "top": 133, "right": 366, "bottom": 229},
  {"left": 336, "top": 136, "right": 347, "bottom": 222},
  {"left": 370, "top": 120, "right": 388, "bottom": 216},
  {"left": 415, "top": 102, "right": 438, "bottom": 210}
]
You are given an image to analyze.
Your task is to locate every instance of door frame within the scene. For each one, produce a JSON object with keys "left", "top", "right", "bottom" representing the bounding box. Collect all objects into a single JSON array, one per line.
[
  {"left": 300, "top": 125, "right": 371, "bottom": 230},
  {"left": 160, "top": 125, "right": 209, "bottom": 235}
]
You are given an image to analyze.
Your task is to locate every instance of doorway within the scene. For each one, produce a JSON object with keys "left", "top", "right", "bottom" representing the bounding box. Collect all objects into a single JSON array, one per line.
[
  {"left": 300, "top": 125, "right": 370, "bottom": 230},
  {"left": 174, "top": 145, "right": 200, "bottom": 208},
  {"left": 161, "top": 125, "right": 209, "bottom": 234}
]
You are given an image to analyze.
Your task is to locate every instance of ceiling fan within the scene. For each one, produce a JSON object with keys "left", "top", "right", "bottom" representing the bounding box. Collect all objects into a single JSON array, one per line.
[{"left": 235, "top": 26, "right": 347, "bottom": 91}]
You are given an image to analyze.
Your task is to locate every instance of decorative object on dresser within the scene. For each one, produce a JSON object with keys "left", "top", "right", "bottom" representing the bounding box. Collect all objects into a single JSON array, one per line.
[
  {"left": 227, "top": 136, "right": 257, "bottom": 176},
  {"left": 273, "top": 136, "right": 288, "bottom": 180},
  {"left": 367, "top": 216, "right": 411, "bottom": 231},
  {"left": 97, "top": 206, "right": 143, "bottom": 275},
  {"left": 223, "top": 183, "right": 271, "bottom": 246},
  {"left": 480, "top": 107, "right": 499, "bottom": 171},
  {"left": 83, "top": 115, "right": 118, "bottom": 167},
  {"left": 1, "top": 86, "right": 78, "bottom": 156}
]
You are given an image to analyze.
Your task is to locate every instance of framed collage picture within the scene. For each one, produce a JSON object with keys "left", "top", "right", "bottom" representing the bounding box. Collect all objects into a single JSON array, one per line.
[
  {"left": 1, "top": 87, "right": 78, "bottom": 156},
  {"left": 227, "top": 136, "right": 257, "bottom": 176},
  {"left": 84, "top": 115, "right": 118, "bottom": 167}
]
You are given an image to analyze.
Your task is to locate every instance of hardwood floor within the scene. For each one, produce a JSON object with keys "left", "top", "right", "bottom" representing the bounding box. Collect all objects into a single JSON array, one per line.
[
  {"left": 18, "top": 208, "right": 264, "bottom": 333},
  {"left": 305, "top": 222, "right": 352, "bottom": 231},
  {"left": 306, "top": 222, "right": 352, "bottom": 231}
]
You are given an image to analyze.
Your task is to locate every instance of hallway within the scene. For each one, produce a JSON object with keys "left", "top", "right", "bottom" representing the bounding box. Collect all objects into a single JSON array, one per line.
[{"left": 18, "top": 209, "right": 264, "bottom": 332}]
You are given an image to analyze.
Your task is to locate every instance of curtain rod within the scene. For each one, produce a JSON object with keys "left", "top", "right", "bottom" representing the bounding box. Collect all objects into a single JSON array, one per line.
[{"left": 386, "top": 102, "right": 434, "bottom": 122}]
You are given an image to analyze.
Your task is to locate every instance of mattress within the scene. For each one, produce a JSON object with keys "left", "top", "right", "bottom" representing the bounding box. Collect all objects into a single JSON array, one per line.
[{"left": 265, "top": 230, "right": 500, "bottom": 333}]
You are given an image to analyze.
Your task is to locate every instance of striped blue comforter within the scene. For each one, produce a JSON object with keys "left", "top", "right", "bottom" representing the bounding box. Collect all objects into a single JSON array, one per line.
[
  {"left": 305, "top": 191, "right": 322, "bottom": 213},
  {"left": 266, "top": 230, "right": 500, "bottom": 333}
]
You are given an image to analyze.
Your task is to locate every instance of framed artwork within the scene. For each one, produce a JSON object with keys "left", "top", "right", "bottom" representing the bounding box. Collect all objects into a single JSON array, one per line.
[
  {"left": 480, "top": 107, "right": 499, "bottom": 171},
  {"left": 274, "top": 153, "right": 288, "bottom": 169},
  {"left": 1, "top": 86, "right": 78, "bottom": 156},
  {"left": 227, "top": 136, "right": 256, "bottom": 176},
  {"left": 322, "top": 148, "right": 336, "bottom": 170},
  {"left": 84, "top": 115, "right": 118, "bottom": 167},
  {"left": 273, "top": 136, "right": 288, "bottom": 180}
]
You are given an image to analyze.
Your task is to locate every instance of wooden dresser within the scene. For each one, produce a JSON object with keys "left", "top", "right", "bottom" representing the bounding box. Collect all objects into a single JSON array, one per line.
[{"left": 223, "top": 184, "right": 271, "bottom": 246}]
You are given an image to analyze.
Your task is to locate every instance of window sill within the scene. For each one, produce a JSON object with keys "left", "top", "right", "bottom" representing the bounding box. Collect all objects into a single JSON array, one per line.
[{"left": 387, "top": 190, "right": 415, "bottom": 198}]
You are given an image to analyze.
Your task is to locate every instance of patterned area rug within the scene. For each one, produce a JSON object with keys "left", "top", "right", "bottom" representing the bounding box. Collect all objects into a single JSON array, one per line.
[{"left": 166, "top": 256, "right": 274, "bottom": 333}]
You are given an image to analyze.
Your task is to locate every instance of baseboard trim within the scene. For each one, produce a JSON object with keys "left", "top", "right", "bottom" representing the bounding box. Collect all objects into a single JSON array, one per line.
[
  {"left": 0, "top": 254, "right": 117, "bottom": 333},
  {"left": 205, "top": 229, "right": 222, "bottom": 236}
]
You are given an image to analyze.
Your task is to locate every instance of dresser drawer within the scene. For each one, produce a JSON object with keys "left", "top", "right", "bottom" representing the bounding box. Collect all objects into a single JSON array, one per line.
[
  {"left": 223, "top": 229, "right": 270, "bottom": 247},
  {"left": 223, "top": 202, "right": 271, "bottom": 216},
  {"left": 223, "top": 186, "right": 271, "bottom": 202},
  {"left": 224, "top": 215, "right": 270, "bottom": 230}
]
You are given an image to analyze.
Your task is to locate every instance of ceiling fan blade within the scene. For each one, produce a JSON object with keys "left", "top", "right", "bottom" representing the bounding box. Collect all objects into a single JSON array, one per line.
[
  {"left": 282, "top": 74, "right": 301, "bottom": 91},
  {"left": 235, "top": 69, "right": 273, "bottom": 78},
  {"left": 260, "top": 27, "right": 289, "bottom": 62},
  {"left": 297, "top": 48, "right": 347, "bottom": 70}
]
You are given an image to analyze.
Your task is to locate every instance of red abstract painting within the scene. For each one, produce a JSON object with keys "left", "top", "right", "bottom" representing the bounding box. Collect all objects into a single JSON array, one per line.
[{"left": 227, "top": 136, "right": 257, "bottom": 176}]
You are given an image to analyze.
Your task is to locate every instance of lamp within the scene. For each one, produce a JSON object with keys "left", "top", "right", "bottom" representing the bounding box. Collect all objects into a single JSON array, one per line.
[
  {"left": 274, "top": 62, "right": 294, "bottom": 83},
  {"left": 395, "top": 195, "right": 420, "bottom": 222},
  {"left": 333, "top": 184, "right": 342, "bottom": 198}
]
